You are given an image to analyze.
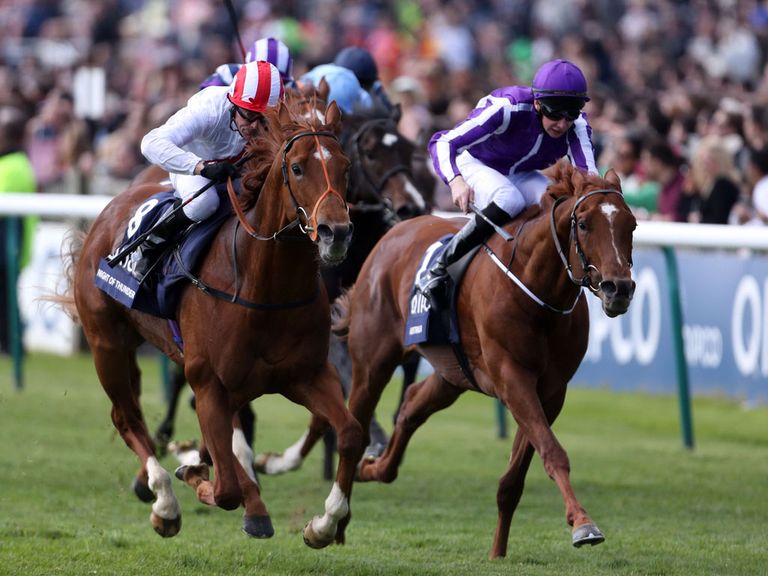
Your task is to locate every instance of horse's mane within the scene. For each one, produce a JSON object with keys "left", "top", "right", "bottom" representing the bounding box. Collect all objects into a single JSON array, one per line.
[
  {"left": 544, "top": 159, "right": 616, "bottom": 200},
  {"left": 238, "top": 106, "right": 323, "bottom": 211}
]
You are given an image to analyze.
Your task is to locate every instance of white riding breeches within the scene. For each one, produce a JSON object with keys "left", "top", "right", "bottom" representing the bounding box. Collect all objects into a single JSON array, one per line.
[
  {"left": 170, "top": 173, "right": 219, "bottom": 222},
  {"left": 456, "top": 151, "right": 549, "bottom": 218}
]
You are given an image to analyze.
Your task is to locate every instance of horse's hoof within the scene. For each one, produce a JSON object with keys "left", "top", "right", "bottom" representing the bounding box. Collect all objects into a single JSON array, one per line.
[
  {"left": 174, "top": 464, "right": 209, "bottom": 483},
  {"left": 242, "top": 514, "right": 275, "bottom": 539},
  {"left": 363, "top": 442, "right": 385, "bottom": 461},
  {"left": 572, "top": 523, "right": 605, "bottom": 547},
  {"left": 303, "top": 519, "right": 332, "bottom": 549},
  {"left": 150, "top": 511, "right": 181, "bottom": 538},
  {"left": 132, "top": 476, "right": 155, "bottom": 503}
]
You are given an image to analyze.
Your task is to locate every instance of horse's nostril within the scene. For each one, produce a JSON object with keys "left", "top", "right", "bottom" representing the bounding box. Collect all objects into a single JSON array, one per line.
[
  {"left": 318, "top": 223, "right": 354, "bottom": 244},
  {"left": 599, "top": 280, "right": 617, "bottom": 297},
  {"left": 396, "top": 206, "right": 417, "bottom": 220}
]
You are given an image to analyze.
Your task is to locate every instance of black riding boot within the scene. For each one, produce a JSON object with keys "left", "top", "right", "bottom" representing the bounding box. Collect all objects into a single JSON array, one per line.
[
  {"left": 131, "top": 206, "right": 194, "bottom": 279},
  {"left": 420, "top": 202, "right": 510, "bottom": 306}
]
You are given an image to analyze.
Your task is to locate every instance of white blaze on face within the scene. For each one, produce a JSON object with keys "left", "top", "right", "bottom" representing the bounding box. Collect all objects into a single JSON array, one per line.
[
  {"left": 382, "top": 133, "right": 398, "bottom": 147},
  {"left": 600, "top": 202, "right": 625, "bottom": 265},
  {"left": 402, "top": 176, "right": 426, "bottom": 210},
  {"left": 314, "top": 146, "right": 332, "bottom": 163}
]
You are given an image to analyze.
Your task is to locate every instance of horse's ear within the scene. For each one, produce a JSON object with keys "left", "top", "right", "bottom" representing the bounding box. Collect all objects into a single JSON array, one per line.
[
  {"left": 604, "top": 168, "right": 623, "bottom": 192},
  {"left": 325, "top": 100, "right": 342, "bottom": 132},
  {"left": 572, "top": 166, "right": 585, "bottom": 193},
  {"left": 278, "top": 100, "right": 292, "bottom": 125},
  {"left": 317, "top": 78, "right": 331, "bottom": 101}
]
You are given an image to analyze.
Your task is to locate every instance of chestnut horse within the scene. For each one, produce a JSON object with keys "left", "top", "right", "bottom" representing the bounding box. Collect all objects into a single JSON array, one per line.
[
  {"left": 65, "top": 101, "right": 362, "bottom": 547},
  {"left": 335, "top": 162, "right": 636, "bottom": 557}
]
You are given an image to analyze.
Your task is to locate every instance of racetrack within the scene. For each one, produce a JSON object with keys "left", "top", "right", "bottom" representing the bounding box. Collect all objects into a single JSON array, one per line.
[{"left": 1, "top": 352, "right": 766, "bottom": 576}]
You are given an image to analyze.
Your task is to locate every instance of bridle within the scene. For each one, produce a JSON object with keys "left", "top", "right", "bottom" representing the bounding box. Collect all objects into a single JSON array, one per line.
[
  {"left": 549, "top": 188, "right": 628, "bottom": 294},
  {"left": 346, "top": 118, "right": 412, "bottom": 225},
  {"left": 226, "top": 130, "right": 348, "bottom": 242}
]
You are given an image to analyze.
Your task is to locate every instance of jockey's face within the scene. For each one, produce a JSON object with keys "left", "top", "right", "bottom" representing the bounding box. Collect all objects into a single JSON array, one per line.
[
  {"left": 535, "top": 100, "right": 580, "bottom": 139},
  {"left": 233, "top": 106, "right": 267, "bottom": 138}
]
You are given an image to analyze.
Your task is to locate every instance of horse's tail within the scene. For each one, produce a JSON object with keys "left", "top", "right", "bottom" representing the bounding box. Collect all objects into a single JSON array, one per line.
[
  {"left": 41, "top": 228, "right": 85, "bottom": 323},
  {"left": 330, "top": 287, "right": 354, "bottom": 340}
]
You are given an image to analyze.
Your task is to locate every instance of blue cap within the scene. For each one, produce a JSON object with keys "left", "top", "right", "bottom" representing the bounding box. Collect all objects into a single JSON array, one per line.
[
  {"left": 531, "top": 59, "right": 590, "bottom": 102},
  {"left": 300, "top": 64, "right": 372, "bottom": 113},
  {"left": 333, "top": 46, "right": 378, "bottom": 87}
]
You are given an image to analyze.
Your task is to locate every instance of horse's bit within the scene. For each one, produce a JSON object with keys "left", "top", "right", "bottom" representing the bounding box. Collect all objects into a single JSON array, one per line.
[
  {"left": 227, "top": 130, "right": 348, "bottom": 242},
  {"left": 549, "top": 188, "right": 627, "bottom": 294}
]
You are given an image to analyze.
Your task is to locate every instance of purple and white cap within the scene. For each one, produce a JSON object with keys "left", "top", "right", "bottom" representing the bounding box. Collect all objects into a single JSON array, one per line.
[
  {"left": 246, "top": 37, "right": 293, "bottom": 83},
  {"left": 531, "top": 59, "right": 590, "bottom": 102}
]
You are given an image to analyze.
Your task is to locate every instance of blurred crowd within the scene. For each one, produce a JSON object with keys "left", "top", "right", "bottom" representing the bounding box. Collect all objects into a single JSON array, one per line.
[{"left": 3, "top": 0, "right": 768, "bottom": 223}]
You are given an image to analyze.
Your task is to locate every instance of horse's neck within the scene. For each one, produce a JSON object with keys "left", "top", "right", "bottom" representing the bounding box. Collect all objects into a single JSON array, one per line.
[
  {"left": 235, "top": 168, "right": 319, "bottom": 300},
  {"left": 496, "top": 202, "right": 579, "bottom": 307}
]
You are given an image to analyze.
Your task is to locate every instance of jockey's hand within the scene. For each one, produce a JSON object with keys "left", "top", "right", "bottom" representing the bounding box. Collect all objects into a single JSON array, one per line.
[
  {"left": 201, "top": 161, "right": 239, "bottom": 183},
  {"left": 450, "top": 176, "right": 473, "bottom": 214}
]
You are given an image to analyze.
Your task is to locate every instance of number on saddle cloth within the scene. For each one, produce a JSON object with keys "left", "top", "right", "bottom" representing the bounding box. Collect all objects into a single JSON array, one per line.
[
  {"left": 404, "top": 234, "right": 482, "bottom": 346},
  {"left": 94, "top": 190, "right": 230, "bottom": 319}
]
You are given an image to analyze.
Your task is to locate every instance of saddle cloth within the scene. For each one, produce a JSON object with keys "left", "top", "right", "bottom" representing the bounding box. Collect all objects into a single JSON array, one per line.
[
  {"left": 404, "top": 235, "right": 480, "bottom": 346},
  {"left": 94, "top": 190, "right": 231, "bottom": 319}
]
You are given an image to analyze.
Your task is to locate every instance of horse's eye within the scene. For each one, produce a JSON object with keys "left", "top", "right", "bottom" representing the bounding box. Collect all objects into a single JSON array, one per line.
[
  {"left": 291, "top": 163, "right": 303, "bottom": 176},
  {"left": 578, "top": 220, "right": 588, "bottom": 231}
]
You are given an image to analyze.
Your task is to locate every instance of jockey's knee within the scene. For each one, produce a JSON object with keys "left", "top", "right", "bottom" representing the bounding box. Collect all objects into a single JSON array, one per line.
[{"left": 181, "top": 192, "right": 220, "bottom": 222}]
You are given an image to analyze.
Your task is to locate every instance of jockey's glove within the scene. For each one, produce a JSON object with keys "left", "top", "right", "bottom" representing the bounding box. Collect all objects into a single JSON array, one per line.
[{"left": 201, "top": 161, "right": 239, "bottom": 183}]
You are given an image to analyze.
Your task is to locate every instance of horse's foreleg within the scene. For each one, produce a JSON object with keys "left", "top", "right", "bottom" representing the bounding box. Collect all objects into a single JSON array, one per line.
[
  {"left": 283, "top": 365, "right": 363, "bottom": 549},
  {"left": 490, "top": 428, "right": 535, "bottom": 559},
  {"left": 192, "top": 381, "right": 243, "bottom": 511},
  {"left": 152, "top": 363, "right": 186, "bottom": 453},
  {"left": 498, "top": 375, "right": 604, "bottom": 549},
  {"left": 356, "top": 372, "right": 462, "bottom": 483}
]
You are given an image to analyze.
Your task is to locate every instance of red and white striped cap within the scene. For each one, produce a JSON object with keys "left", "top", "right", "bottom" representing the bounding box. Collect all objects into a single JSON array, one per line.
[{"left": 228, "top": 60, "right": 284, "bottom": 112}]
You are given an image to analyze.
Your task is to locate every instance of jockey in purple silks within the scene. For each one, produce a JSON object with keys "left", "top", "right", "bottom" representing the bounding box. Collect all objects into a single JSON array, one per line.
[
  {"left": 199, "top": 37, "right": 296, "bottom": 90},
  {"left": 420, "top": 58, "right": 598, "bottom": 305},
  {"left": 133, "top": 61, "right": 283, "bottom": 278}
]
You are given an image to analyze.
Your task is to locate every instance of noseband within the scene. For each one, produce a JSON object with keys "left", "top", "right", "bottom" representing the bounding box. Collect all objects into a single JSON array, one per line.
[
  {"left": 282, "top": 130, "right": 348, "bottom": 241},
  {"left": 226, "top": 130, "right": 348, "bottom": 242},
  {"left": 549, "top": 188, "right": 625, "bottom": 294}
]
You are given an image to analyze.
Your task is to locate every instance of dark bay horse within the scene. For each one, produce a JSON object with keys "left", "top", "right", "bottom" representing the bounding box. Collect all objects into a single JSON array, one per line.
[
  {"left": 254, "top": 101, "right": 434, "bottom": 475},
  {"left": 334, "top": 162, "right": 636, "bottom": 557},
  {"left": 63, "top": 101, "right": 362, "bottom": 547}
]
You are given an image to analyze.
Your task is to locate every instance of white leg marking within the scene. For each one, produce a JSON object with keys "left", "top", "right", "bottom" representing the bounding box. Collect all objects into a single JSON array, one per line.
[
  {"left": 310, "top": 482, "right": 349, "bottom": 539},
  {"left": 232, "top": 427, "right": 257, "bottom": 483},
  {"left": 146, "top": 456, "right": 181, "bottom": 520},
  {"left": 264, "top": 430, "right": 308, "bottom": 475}
]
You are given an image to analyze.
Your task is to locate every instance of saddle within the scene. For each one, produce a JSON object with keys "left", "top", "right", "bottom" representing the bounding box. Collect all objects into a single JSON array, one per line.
[
  {"left": 95, "top": 190, "right": 231, "bottom": 319},
  {"left": 405, "top": 234, "right": 482, "bottom": 345}
]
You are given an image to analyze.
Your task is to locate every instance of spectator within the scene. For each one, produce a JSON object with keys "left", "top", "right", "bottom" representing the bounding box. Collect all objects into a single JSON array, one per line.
[
  {"left": 683, "top": 136, "right": 740, "bottom": 224},
  {"left": 0, "top": 106, "right": 37, "bottom": 353},
  {"left": 643, "top": 139, "right": 687, "bottom": 222}
]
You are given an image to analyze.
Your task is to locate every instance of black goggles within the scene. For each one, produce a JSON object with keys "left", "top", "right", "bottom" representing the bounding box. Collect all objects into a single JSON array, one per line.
[
  {"left": 539, "top": 102, "right": 582, "bottom": 122},
  {"left": 236, "top": 107, "right": 262, "bottom": 123}
]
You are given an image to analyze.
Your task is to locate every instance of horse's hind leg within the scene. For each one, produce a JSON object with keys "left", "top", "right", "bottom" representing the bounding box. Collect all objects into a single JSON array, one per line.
[
  {"left": 90, "top": 342, "right": 181, "bottom": 537},
  {"left": 254, "top": 413, "right": 329, "bottom": 475},
  {"left": 490, "top": 428, "right": 536, "bottom": 559},
  {"left": 282, "top": 363, "right": 363, "bottom": 549},
  {"left": 356, "top": 372, "right": 463, "bottom": 483}
]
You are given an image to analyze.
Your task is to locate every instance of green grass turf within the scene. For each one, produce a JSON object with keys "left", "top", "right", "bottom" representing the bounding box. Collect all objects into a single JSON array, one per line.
[{"left": 1, "top": 352, "right": 766, "bottom": 575}]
